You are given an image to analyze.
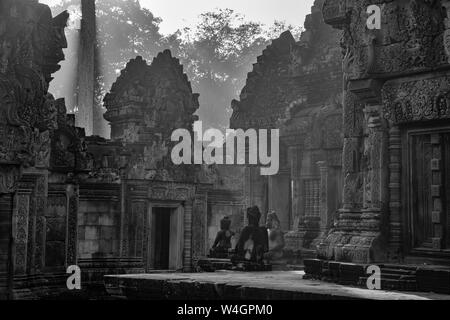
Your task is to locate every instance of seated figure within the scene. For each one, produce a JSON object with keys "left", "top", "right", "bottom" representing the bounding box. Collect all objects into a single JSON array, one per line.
[
  {"left": 263, "top": 211, "right": 286, "bottom": 263},
  {"left": 231, "top": 206, "right": 269, "bottom": 269},
  {"left": 209, "top": 216, "right": 235, "bottom": 258}
]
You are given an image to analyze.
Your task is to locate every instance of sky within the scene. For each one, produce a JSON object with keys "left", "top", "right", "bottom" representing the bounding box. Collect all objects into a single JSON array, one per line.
[{"left": 40, "top": 0, "right": 315, "bottom": 35}]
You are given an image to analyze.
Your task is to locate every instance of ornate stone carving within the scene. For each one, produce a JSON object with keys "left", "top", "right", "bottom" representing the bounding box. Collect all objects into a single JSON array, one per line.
[
  {"left": 0, "top": 1, "right": 68, "bottom": 191},
  {"left": 101, "top": 52, "right": 200, "bottom": 182},
  {"left": 66, "top": 185, "right": 78, "bottom": 266},
  {"left": 383, "top": 75, "right": 450, "bottom": 124},
  {"left": 148, "top": 183, "right": 195, "bottom": 201},
  {"left": 14, "top": 194, "right": 30, "bottom": 274}
]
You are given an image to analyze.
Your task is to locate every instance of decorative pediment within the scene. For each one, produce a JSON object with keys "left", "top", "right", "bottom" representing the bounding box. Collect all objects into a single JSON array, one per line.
[
  {"left": 230, "top": 1, "right": 342, "bottom": 131},
  {"left": 104, "top": 51, "right": 200, "bottom": 142},
  {"left": 103, "top": 56, "right": 149, "bottom": 109}
]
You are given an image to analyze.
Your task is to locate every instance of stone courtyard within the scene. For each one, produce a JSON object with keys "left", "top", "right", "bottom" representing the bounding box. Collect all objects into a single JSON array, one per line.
[
  {"left": 104, "top": 271, "right": 450, "bottom": 300},
  {"left": 1, "top": 0, "right": 450, "bottom": 300}
]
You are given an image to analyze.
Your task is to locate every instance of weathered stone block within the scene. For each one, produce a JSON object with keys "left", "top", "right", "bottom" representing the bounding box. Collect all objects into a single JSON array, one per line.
[{"left": 84, "top": 226, "right": 98, "bottom": 240}]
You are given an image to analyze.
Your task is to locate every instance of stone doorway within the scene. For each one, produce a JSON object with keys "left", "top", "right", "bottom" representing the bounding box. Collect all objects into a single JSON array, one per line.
[
  {"left": 405, "top": 127, "right": 450, "bottom": 257},
  {"left": 148, "top": 204, "right": 184, "bottom": 271},
  {"left": 153, "top": 208, "right": 171, "bottom": 269}
]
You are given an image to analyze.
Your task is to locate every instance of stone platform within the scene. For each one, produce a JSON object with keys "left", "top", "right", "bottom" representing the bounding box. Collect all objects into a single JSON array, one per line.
[
  {"left": 103, "top": 271, "right": 450, "bottom": 300},
  {"left": 304, "top": 259, "right": 450, "bottom": 294}
]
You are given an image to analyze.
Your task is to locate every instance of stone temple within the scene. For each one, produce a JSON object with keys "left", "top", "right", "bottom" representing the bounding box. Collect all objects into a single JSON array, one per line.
[{"left": 1, "top": 0, "right": 450, "bottom": 300}]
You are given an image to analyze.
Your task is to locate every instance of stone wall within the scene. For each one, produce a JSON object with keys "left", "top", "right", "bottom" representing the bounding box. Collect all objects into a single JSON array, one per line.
[{"left": 318, "top": 0, "right": 450, "bottom": 265}]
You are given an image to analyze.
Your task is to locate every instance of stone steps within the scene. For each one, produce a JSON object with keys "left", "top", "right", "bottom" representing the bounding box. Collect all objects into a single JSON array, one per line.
[{"left": 304, "top": 259, "right": 450, "bottom": 295}]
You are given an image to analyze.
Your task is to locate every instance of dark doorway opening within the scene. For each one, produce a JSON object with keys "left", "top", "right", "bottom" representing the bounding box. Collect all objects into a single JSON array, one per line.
[
  {"left": 153, "top": 208, "right": 171, "bottom": 270},
  {"left": 407, "top": 129, "right": 450, "bottom": 254}
]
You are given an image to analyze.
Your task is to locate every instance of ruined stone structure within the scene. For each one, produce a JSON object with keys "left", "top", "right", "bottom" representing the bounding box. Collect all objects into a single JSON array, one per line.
[
  {"left": 76, "top": 52, "right": 245, "bottom": 289},
  {"left": 230, "top": 0, "right": 344, "bottom": 262},
  {"left": 315, "top": 0, "right": 450, "bottom": 268},
  {"left": 0, "top": 0, "right": 244, "bottom": 299},
  {"left": 0, "top": 0, "right": 83, "bottom": 299},
  {"left": 78, "top": 52, "right": 203, "bottom": 281}
]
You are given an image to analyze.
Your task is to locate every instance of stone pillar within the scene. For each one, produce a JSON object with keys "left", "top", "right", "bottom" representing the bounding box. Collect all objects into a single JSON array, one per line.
[
  {"left": 117, "top": 155, "right": 129, "bottom": 262},
  {"left": 317, "top": 161, "right": 329, "bottom": 231},
  {"left": 32, "top": 175, "right": 47, "bottom": 274},
  {"left": 338, "top": 90, "right": 364, "bottom": 230},
  {"left": 192, "top": 188, "right": 208, "bottom": 260},
  {"left": 283, "top": 146, "right": 304, "bottom": 257},
  {"left": 183, "top": 201, "right": 193, "bottom": 272},
  {"left": 243, "top": 166, "right": 251, "bottom": 227},
  {"left": 387, "top": 125, "right": 402, "bottom": 260},
  {"left": 430, "top": 134, "right": 444, "bottom": 250},
  {"left": 13, "top": 190, "right": 31, "bottom": 275},
  {"left": 289, "top": 146, "right": 302, "bottom": 230},
  {"left": 66, "top": 184, "right": 79, "bottom": 267},
  {"left": 361, "top": 104, "right": 387, "bottom": 231},
  {"left": 267, "top": 171, "right": 291, "bottom": 230}
]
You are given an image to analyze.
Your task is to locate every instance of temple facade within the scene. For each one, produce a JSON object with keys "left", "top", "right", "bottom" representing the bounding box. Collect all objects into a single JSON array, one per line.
[
  {"left": 230, "top": 0, "right": 344, "bottom": 262},
  {"left": 0, "top": 0, "right": 244, "bottom": 298},
  {"left": 78, "top": 52, "right": 245, "bottom": 288},
  {"left": 315, "top": 0, "right": 450, "bottom": 267},
  {"left": 3, "top": 0, "right": 450, "bottom": 299}
]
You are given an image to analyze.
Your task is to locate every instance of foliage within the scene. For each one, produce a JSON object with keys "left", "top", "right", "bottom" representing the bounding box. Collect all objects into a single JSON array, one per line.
[{"left": 50, "top": 0, "right": 303, "bottom": 134}]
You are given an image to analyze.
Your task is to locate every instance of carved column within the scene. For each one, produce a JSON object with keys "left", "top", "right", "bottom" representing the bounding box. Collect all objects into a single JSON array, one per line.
[
  {"left": 242, "top": 166, "right": 252, "bottom": 227},
  {"left": 317, "top": 161, "right": 329, "bottom": 231},
  {"left": 347, "top": 79, "right": 387, "bottom": 234},
  {"left": 183, "top": 200, "right": 193, "bottom": 272},
  {"left": 32, "top": 175, "right": 47, "bottom": 273},
  {"left": 289, "top": 146, "right": 302, "bottom": 230},
  {"left": 13, "top": 187, "right": 32, "bottom": 275},
  {"left": 387, "top": 125, "right": 402, "bottom": 260},
  {"left": 192, "top": 188, "right": 208, "bottom": 260},
  {"left": 284, "top": 146, "right": 305, "bottom": 254},
  {"left": 361, "top": 104, "right": 387, "bottom": 231},
  {"left": 430, "top": 134, "right": 444, "bottom": 250},
  {"left": 66, "top": 184, "right": 78, "bottom": 266},
  {"left": 338, "top": 90, "right": 365, "bottom": 230}
]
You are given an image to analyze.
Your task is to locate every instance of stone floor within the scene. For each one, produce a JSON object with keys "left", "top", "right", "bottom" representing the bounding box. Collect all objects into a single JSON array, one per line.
[{"left": 104, "top": 271, "right": 450, "bottom": 300}]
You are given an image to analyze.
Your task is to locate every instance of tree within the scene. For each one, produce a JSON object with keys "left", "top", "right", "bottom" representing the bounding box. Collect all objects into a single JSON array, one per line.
[
  {"left": 49, "top": 1, "right": 302, "bottom": 135},
  {"left": 50, "top": 0, "right": 178, "bottom": 136}
]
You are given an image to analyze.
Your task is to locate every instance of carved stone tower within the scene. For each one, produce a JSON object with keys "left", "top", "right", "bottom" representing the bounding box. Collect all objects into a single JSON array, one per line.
[{"left": 103, "top": 50, "right": 199, "bottom": 180}]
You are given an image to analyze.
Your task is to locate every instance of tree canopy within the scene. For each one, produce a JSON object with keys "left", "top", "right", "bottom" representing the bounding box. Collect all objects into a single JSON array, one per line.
[{"left": 49, "top": 0, "right": 302, "bottom": 136}]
